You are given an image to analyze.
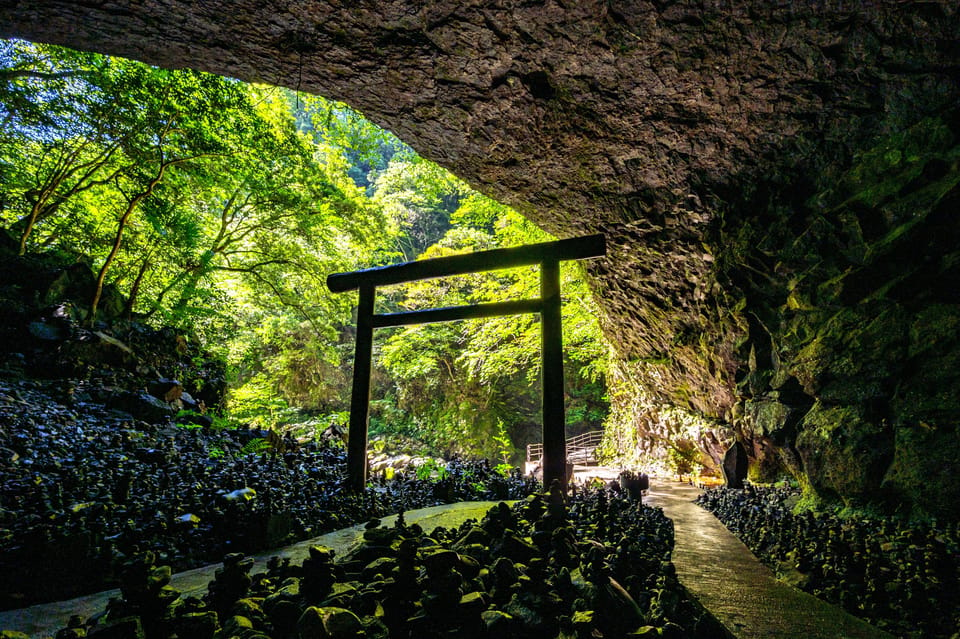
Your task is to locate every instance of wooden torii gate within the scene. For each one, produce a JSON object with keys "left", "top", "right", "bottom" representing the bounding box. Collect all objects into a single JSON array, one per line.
[{"left": 327, "top": 234, "right": 606, "bottom": 493}]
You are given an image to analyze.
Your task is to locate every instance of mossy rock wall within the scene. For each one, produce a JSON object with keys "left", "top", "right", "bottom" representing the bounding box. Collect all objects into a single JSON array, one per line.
[
  {"left": 724, "top": 114, "right": 960, "bottom": 519},
  {"left": 3, "top": 1, "right": 959, "bottom": 520}
]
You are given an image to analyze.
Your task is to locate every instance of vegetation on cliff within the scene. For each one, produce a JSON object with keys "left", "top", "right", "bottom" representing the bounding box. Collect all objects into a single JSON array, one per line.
[{"left": 0, "top": 39, "right": 609, "bottom": 463}]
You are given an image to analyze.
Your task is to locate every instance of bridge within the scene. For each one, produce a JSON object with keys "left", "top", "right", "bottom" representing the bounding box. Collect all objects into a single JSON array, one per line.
[{"left": 525, "top": 430, "right": 603, "bottom": 475}]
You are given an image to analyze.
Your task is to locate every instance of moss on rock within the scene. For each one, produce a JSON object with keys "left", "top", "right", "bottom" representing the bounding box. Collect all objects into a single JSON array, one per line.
[
  {"left": 882, "top": 425, "right": 960, "bottom": 520},
  {"left": 795, "top": 402, "right": 894, "bottom": 506}
]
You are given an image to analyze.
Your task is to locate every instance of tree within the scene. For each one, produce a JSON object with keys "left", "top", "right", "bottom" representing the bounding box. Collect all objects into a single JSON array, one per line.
[
  {"left": 372, "top": 157, "right": 468, "bottom": 261},
  {"left": 1, "top": 41, "right": 383, "bottom": 331},
  {"left": 377, "top": 197, "right": 609, "bottom": 460},
  {"left": 0, "top": 38, "right": 610, "bottom": 461},
  {"left": 0, "top": 41, "right": 125, "bottom": 254}
]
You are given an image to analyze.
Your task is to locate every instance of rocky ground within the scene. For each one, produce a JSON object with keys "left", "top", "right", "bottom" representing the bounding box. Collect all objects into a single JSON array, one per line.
[
  {"left": 0, "top": 251, "right": 718, "bottom": 638},
  {"left": 0, "top": 364, "right": 540, "bottom": 610},
  {"left": 0, "top": 344, "right": 718, "bottom": 639},
  {"left": 6, "top": 489, "right": 722, "bottom": 639},
  {"left": 0, "top": 248, "right": 541, "bottom": 610},
  {"left": 696, "top": 486, "right": 960, "bottom": 639}
]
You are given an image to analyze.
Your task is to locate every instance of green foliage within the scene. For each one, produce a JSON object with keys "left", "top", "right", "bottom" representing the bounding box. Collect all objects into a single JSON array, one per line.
[
  {"left": 375, "top": 198, "right": 609, "bottom": 462},
  {"left": 239, "top": 437, "right": 273, "bottom": 456},
  {"left": 226, "top": 374, "right": 300, "bottom": 431},
  {"left": 373, "top": 157, "right": 468, "bottom": 260},
  {"left": 413, "top": 458, "right": 449, "bottom": 482},
  {"left": 493, "top": 420, "right": 513, "bottom": 477},
  {"left": 1, "top": 38, "right": 611, "bottom": 463}
]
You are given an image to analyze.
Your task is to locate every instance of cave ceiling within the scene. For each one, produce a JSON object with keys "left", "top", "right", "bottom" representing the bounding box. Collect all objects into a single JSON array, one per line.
[{"left": 2, "top": 1, "right": 959, "bottom": 424}]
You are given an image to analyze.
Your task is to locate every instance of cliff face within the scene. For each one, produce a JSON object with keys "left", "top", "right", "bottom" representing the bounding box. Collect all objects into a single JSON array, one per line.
[{"left": 2, "top": 0, "right": 958, "bottom": 518}]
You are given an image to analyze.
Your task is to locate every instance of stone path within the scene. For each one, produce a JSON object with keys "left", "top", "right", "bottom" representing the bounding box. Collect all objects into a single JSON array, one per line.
[
  {"left": 0, "top": 501, "right": 504, "bottom": 638},
  {"left": 2, "top": 485, "right": 897, "bottom": 639},
  {"left": 645, "top": 481, "right": 893, "bottom": 639}
]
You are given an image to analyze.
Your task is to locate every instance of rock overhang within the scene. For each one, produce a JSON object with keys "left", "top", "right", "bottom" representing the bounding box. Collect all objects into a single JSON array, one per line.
[{"left": 2, "top": 0, "right": 959, "bottom": 517}]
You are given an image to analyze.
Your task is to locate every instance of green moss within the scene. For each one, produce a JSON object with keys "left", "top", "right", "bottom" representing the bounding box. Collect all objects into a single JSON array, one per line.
[
  {"left": 882, "top": 425, "right": 960, "bottom": 520},
  {"left": 836, "top": 116, "right": 957, "bottom": 210},
  {"left": 891, "top": 305, "right": 960, "bottom": 426},
  {"left": 787, "top": 304, "right": 908, "bottom": 404},
  {"left": 795, "top": 402, "right": 893, "bottom": 505}
]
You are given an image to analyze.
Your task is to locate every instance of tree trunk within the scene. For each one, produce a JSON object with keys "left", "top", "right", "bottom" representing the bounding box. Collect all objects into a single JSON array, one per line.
[
  {"left": 89, "top": 167, "right": 168, "bottom": 322},
  {"left": 123, "top": 254, "right": 152, "bottom": 318}
]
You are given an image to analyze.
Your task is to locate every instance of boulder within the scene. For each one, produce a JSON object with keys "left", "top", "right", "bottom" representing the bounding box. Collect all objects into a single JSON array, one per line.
[
  {"left": 107, "top": 391, "right": 175, "bottom": 424},
  {"left": 147, "top": 378, "right": 182, "bottom": 403},
  {"left": 297, "top": 606, "right": 364, "bottom": 639},
  {"left": 721, "top": 441, "right": 748, "bottom": 489}
]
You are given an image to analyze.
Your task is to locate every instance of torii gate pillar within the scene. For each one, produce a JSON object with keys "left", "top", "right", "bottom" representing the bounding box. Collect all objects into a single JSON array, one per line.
[{"left": 328, "top": 234, "right": 606, "bottom": 493}]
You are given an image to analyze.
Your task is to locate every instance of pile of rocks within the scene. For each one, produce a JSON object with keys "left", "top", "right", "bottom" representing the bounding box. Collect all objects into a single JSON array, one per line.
[
  {"left": 697, "top": 486, "right": 960, "bottom": 638},
  {"left": 13, "top": 488, "right": 721, "bottom": 639},
  {"left": 0, "top": 249, "right": 541, "bottom": 610},
  {"left": 0, "top": 372, "right": 539, "bottom": 609}
]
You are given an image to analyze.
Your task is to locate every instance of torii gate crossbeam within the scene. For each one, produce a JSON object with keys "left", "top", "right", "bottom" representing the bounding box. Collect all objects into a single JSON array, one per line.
[{"left": 327, "top": 234, "right": 606, "bottom": 493}]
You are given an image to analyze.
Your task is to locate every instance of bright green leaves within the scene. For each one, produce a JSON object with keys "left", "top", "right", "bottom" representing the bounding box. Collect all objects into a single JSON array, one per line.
[
  {"left": 1, "top": 38, "right": 610, "bottom": 462},
  {"left": 1, "top": 39, "right": 381, "bottom": 336},
  {"left": 373, "top": 157, "right": 470, "bottom": 261},
  {"left": 374, "top": 193, "right": 609, "bottom": 461}
]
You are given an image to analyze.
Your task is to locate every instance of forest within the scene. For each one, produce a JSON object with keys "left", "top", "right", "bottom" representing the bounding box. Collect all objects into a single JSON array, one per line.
[{"left": 0, "top": 40, "right": 609, "bottom": 466}]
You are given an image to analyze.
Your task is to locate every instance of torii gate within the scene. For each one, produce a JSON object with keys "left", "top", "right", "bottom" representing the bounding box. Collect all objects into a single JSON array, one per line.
[{"left": 327, "top": 234, "right": 606, "bottom": 493}]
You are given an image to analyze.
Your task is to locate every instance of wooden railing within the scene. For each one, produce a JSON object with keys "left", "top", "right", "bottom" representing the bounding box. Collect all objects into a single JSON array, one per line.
[{"left": 527, "top": 430, "right": 604, "bottom": 467}]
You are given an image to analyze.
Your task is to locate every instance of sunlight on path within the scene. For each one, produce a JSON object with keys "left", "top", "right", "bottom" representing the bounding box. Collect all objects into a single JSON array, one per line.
[
  {"left": 646, "top": 481, "right": 892, "bottom": 639},
  {"left": 0, "top": 501, "right": 504, "bottom": 638}
]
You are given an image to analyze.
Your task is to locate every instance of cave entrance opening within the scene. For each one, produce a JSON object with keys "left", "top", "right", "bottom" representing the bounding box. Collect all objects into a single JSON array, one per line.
[{"left": 328, "top": 234, "right": 606, "bottom": 493}]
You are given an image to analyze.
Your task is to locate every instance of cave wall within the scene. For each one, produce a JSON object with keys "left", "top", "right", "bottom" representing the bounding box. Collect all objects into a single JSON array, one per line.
[{"left": 2, "top": 0, "right": 959, "bottom": 519}]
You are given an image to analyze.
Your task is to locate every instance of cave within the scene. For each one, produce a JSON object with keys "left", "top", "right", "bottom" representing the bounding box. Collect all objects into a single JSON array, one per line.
[{"left": 2, "top": 1, "right": 958, "bottom": 519}]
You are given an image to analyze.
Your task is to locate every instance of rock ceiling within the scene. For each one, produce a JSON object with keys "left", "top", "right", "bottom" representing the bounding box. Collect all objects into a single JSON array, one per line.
[{"left": 3, "top": 0, "right": 960, "bottom": 515}]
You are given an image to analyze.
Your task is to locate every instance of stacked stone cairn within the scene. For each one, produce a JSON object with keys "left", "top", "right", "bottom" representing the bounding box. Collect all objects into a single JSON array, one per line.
[
  {"left": 697, "top": 485, "right": 960, "bottom": 638},
  {"left": 19, "top": 486, "right": 724, "bottom": 639}
]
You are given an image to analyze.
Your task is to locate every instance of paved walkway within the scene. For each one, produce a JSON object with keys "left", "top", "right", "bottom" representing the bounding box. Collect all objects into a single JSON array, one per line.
[
  {"left": 2, "top": 485, "right": 895, "bottom": 639},
  {"left": 645, "top": 481, "right": 892, "bottom": 639}
]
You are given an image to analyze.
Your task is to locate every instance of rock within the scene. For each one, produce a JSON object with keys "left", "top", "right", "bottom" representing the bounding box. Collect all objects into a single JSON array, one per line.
[
  {"left": 421, "top": 548, "right": 459, "bottom": 574},
  {"left": 458, "top": 591, "right": 487, "bottom": 615},
  {"left": 297, "top": 606, "right": 364, "bottom": 639},
  {"left": 361, "top": 557, "right": 396, "bottom": 581},
  {"left": 40, "top": 264, "right": 96, "bottom": 308},
  {"left": 178, "top": 410, "right": 213, "bottom": 428},
  {"left": 173, "top": 611, "right": 218, "bottom": 639},
  {"left": 265, "top": 598, "right": 302, "bottom": 635},
  {"left": 179, "top": 390, "right": 199, "bottom": 410},
  {"left": 722, "top": 441, "right": 748, "bottom": 489},
  {"left": 86, "top": 617, "right": 145, "bottom": 639},
  {"left": 480, "top": 610, "right": 514, "bottom": 634},
  {"left": 107, "top": 391, "right": 174, "bottom": 423},
  {"left": 208, "top": 554, "right": 254, "bottom": 619},
  {"left": 28, "top": 319, "right": 68, "bottom": 341},
  {"left": 495, "top": 532, "right": 537, "bottom": 564},
  {"left": 147, "top": 378, "right": 181, "bottom": 402},
  {"left": 91, "top": 331, "right": 133, "bottom": 356},
  {"left": 795, "top": 403, "right": 892, "bottom": 503},
  {"left": 221, "top": 487, "right": 257, "bottom": 502}
]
